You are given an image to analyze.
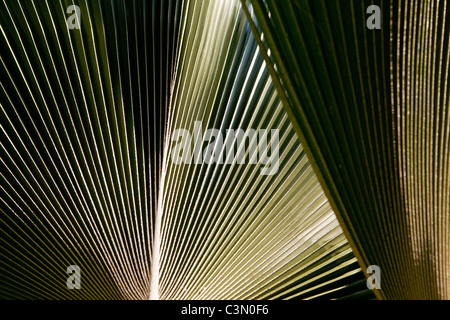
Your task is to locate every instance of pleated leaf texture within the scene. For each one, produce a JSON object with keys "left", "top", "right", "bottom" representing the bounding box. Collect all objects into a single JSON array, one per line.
[
  {"left": 243, "top": 0, "right": 450, "bottom": 299},
  {"left": 0, "top": 0, "right": 375, "bottom": 300},
  {"left": 0, "top": 0, "right": 446, "bottom": 301},
  {"left": 0, "top": 0, "right": 181, "bottom": 299}
]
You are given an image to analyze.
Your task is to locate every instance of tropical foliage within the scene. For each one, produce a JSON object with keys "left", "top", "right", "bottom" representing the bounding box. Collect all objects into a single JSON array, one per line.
[{"left": 0, "top": 0, "right": 448, "bottom": 300}]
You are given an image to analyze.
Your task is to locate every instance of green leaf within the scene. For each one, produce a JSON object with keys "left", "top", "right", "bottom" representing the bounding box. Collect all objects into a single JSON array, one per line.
[
  {"left": 0, "top": 0, "right": 377, "bottom": 300},
  {"left": 243, "top": 0, "right": 450, "bottom": 299},
  {"left": 159, "top": 0, "right": 373, "bottom": 300}
]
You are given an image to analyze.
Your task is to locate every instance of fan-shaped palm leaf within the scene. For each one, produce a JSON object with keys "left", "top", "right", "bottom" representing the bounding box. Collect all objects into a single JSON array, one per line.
[{"left": 242, "top": 0, "right": 450, "bottom": 299}]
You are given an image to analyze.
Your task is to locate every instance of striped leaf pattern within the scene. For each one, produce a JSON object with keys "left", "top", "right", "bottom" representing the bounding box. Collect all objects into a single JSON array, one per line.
[
  {"left": 159, "top": 0, "right": 372, "bottom": 300},
  {"left": 0, "top": 0, "right": 181, "bottom": 299},
  {"left": 0, "top": 0, "right": 376, "bottom": 300},
  {"left": 243, "top": 0, "right": 450, "bottom": 299}
]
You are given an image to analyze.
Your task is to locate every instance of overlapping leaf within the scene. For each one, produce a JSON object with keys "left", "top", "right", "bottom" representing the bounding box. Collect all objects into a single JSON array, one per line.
[
  {"left": 243, "top": 0, "right": 450, "bottom": 299},
  {"left": 159, "top": 0, "right": 373, "bottom": 300}
]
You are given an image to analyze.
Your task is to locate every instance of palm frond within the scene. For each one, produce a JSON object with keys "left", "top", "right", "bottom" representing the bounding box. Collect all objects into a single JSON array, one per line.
[
  {"left": 0, "top": 0, "right": 182, "bottom": 299},
  {"left": 159, "top": 0, "right": 373, "bottom": 300},
  {"left": 242, "top": 0, "right": 450, "bottom": 299},
  {"left": 0, "top": 0, "right": 376, "bottom": 300}
]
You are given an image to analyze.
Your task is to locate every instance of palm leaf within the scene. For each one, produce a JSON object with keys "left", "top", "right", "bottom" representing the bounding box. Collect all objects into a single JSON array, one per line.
[
  {"left": 242, "top": 0, "right": 450, "bottom": 299},
  {"left": 3, "top": 0, "right": 446, "bottom": 301},
  {"left": 0, "top": 0, "right": 376, "bottom": 300},
  {"left": 159, "top": 0, "right": 373, "bottom": 300},
  {"left": 0, "top": 0, "right": 182, "bottom": 299}
]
